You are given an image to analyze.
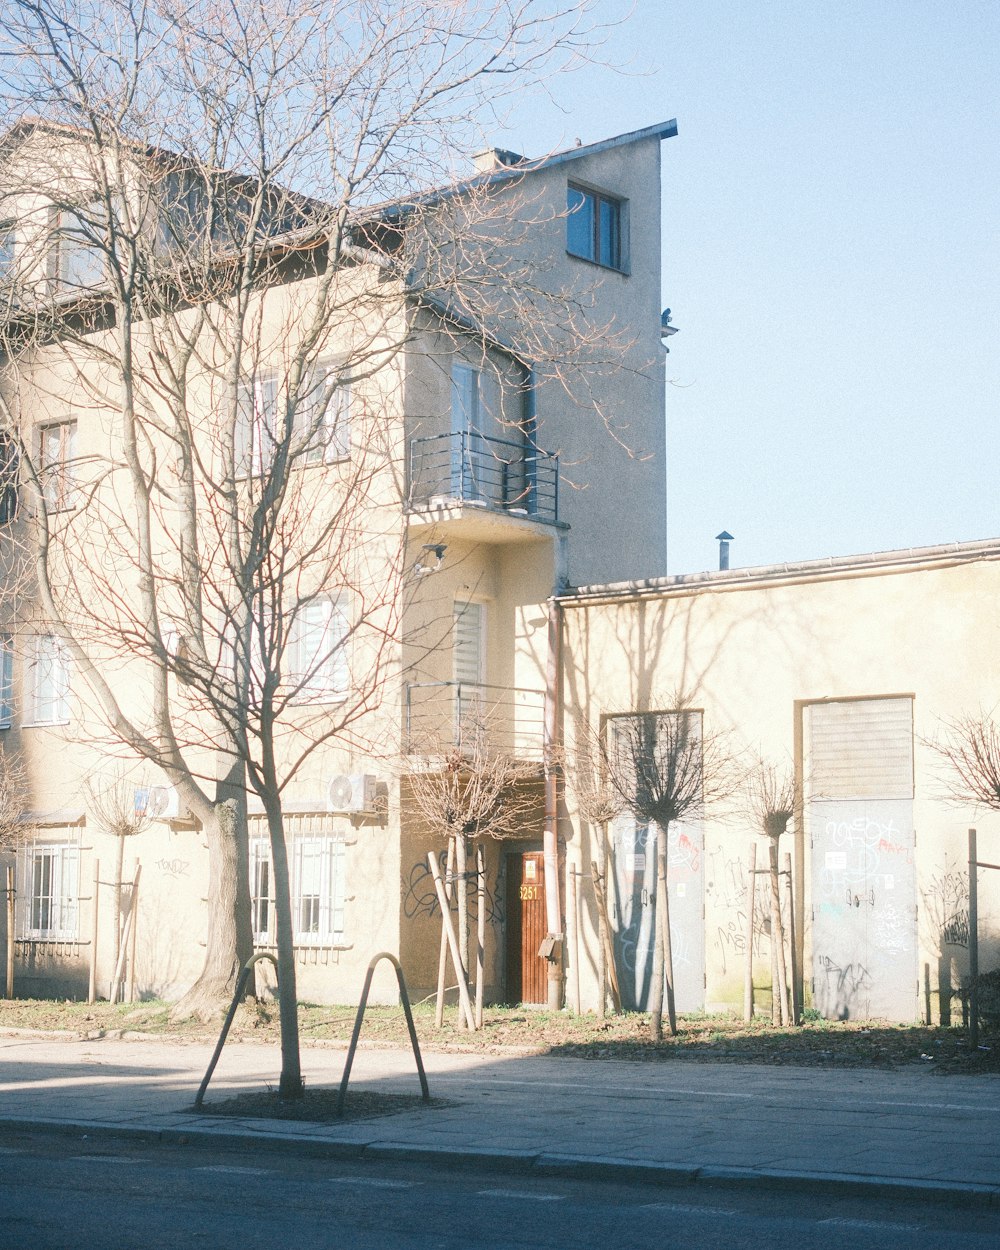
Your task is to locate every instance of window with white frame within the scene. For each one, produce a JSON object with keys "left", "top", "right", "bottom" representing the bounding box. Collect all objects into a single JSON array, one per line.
[
  {"left": 0, "top": 633, "right": 12, "bottom": 729},
  {"left": 56, "top": 203, "right": 107, "bottom": 290},
  {"left": 0, "top": 431, "right": 19, "bottom": 525},
  {"left": 287, "top": 597, "right": 348, "bottom": 701},
  {"left": 249, "top": 833, "right": 346, "bottom": 947},
  {"left": 250, "top": 837, "right": 272, "bottom": 944},
  {"left": 0, "top": 220, "right": 15, "bottom": 282},
  {"left": 293, "top": 835, "right": 345, "bottom": 946},
  {"left": 38, "top": 420, "right": 77, "bottom": 512},
  {"left": 235, "top": 372, "right": 280, "bottom": 478},
  {"left": 298, "top": 363, "right": 351, "bottom": 463},
  {"left": 27, "top": 634, "right": 71, "bottom": 724},
  {"left": 236, "top": 365, "right": 351, "bottom": 477},
  {"left": 18, "top": 841, "right": 80, "bottom": 940}
]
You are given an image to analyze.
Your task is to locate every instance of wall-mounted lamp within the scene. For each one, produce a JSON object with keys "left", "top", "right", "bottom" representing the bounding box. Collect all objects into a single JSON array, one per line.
[{"left": 414, "top": 543, "right": 447, "bottom": 576}]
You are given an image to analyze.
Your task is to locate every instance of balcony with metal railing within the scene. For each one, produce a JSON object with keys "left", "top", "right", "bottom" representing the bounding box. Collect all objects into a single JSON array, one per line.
[
  {"left": 407, "top": 432, "right": 560, "bottom": 537},
  {"left": 404, "top": 681, "right": 546, "bottom": 763}
]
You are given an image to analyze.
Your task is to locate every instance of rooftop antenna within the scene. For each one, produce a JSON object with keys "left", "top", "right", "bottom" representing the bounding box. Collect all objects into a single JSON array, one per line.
[{"left": 716, "top": 531, "right": 734, "bottom": 571}]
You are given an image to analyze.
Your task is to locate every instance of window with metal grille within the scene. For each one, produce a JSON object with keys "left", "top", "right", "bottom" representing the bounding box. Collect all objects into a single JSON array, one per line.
[
  {"left": 250, "top": 834, "right": 346, "bottom": 947},
  {"left": 292, "top": 836, "right": 345, "bottom": 946},
  {"left": 19, "top": 842, "right": 80, "bottom": 940}
]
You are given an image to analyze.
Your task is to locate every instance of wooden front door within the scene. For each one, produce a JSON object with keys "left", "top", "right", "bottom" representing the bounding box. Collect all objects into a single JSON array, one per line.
[{"left": 505, "top": 851, "right": 547, "bottom": 1004}]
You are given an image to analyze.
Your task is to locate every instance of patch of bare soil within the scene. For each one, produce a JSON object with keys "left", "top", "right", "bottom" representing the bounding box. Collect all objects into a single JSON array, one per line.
[
  {"left": 198, "top": 1088, "right": 449, "bottom": 1123},
  {"left": 0, "top": 998, "right": 996, "bottom": 1074}
]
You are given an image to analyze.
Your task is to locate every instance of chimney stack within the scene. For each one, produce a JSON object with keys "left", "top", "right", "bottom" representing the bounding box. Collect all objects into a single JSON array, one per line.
[{"left": 716, "top": 531, "right": 734, "bottom": 571}]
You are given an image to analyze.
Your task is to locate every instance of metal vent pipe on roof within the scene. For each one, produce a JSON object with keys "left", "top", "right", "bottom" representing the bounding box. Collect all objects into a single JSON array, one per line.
[{"left": 716, "top": 531, "right": 734, "bottom": 571}]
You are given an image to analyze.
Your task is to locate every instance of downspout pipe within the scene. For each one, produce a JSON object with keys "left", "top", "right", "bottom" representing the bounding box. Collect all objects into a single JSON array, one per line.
[{"left": 543, "top": 593, "right": 563, "bottom": 1011}]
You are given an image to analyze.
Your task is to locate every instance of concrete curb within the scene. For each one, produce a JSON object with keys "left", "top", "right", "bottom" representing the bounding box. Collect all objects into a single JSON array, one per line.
[{"left": 2, "top": 1115, "right": 998, "bottom": 1208}]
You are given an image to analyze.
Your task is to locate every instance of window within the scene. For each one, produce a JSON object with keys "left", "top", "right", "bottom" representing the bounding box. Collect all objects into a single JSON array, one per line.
[
  {"left": 235, "top": 372, "right": 280, "bottom": 477},
  {"left": 453, "top": 600, "right": 484, "bottom": 686},
  {"left": 156, "top": 170, "right": 209, "bottom": 255},
  {"left": 250, "top": 833, "right": 346, "bottom": 947},
  {"left": 0, "top": 432, "right": 18, "bottom": 524},
  {"left": 453, "top": 600, "right": 485, "bottom": 742},
  {"left": 19, "top": 843, "right": 80, "bottom": 940},
  {"left": 250, "top": 838, "right": 272, "bottom": 943},
  {"left": 293, "top": 835, "right": 345, "bottom": 946},
  {"left": 56, "top": 203, "right": 106, "bottom": 290},
  {"left": 450, "top": 363, "right": 487, "bottom": 498},
  {"left": 298, "top": 364, "right": 351, "bottom": 463},
  {"left": 567, "top": 184, "right": 624, "bottom": 270},
  {"left": 0, "top": 220, "right": 15, "bottom": 281},
  {"left": 38, "top": 420, "right": 77, "bottom": 512},
  {"left": 27, "top": 634, "right": 71, "bottom": 724},
  {"left": 287, "top": 597, "right": 348, "bottom": 701},
  {"left": 0, "top": 634, "right": 12, "bottom": 728},
  {"left": 236, "top": 366, "right": 351, "bottom": 477}
]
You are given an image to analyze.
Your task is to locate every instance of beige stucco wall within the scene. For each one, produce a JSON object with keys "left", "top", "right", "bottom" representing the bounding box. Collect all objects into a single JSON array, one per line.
[
  {"left": 559, "top": 548, "right": 1000, "bottom": 1022},
  {"left": 0, "top": 123, "right": 672, "bottom": 1008}
]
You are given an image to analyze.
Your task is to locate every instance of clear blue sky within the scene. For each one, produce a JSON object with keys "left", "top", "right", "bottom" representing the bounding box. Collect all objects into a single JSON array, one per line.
[{"left": 496, "top": 1, "right": 1000, "bottom": 575}]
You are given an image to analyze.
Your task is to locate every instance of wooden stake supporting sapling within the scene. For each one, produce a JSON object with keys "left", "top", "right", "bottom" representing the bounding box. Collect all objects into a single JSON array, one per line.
[
  {"left": 743, "top": 761, "right": 796, "bottom": 1027},
  {"left": 603, "top": 704, "right": 743, "bottom": 1042},
  {"left": 406, "top": 723, "right": 538, "bottom": 1032}
]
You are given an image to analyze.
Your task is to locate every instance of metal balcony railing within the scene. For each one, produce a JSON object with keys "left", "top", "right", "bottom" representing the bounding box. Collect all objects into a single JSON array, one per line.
[
  {"left": 404, "top": 681, "right": 546, "bottom": 762},
  {"left": 408, "top": 432, "right": 559, "bottom": 524}
]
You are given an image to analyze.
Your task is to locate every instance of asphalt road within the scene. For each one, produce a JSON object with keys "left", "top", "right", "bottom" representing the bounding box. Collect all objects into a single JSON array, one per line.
[{"left": 0, "top": 1129, "right": 997, "bottom": 1250}]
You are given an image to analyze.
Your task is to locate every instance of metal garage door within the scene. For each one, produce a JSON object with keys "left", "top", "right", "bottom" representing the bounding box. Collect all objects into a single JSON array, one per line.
[{"left": 807, "top": 698, "right": 917, "bottom": 1021}]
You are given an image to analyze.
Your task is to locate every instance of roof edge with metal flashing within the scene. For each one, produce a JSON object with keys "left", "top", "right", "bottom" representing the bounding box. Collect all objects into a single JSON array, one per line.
[{"left": 558, "top": 536, "right": 1000, "bottom": 606}]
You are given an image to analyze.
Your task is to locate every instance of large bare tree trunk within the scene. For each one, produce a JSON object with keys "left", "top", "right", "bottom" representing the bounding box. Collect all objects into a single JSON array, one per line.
[
  {"left": 171, "top": 782, "right": 252, "bottom": 1021},
  {"left": 264, "top": 799, "right": 303, "bottom": 1098}
]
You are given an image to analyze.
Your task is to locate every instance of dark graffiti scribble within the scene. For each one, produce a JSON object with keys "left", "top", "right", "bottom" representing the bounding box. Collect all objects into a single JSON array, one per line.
[{"left": 402, "top": 853, "right": 504, "bottom": 925}]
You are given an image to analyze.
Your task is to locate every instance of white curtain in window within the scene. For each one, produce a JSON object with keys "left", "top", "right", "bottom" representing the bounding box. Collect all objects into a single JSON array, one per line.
[
  {"left": 288, "top": 598, "right": 348, "bottom": 699},
  {"left": 30, "top": 635, "right": 70, "bottom": 723},
  {"left": 20, "top": 842, "right": 80, "bottom": 939},
  {"left": 291, "top": 836, "right": 345, "bottom": 945}
]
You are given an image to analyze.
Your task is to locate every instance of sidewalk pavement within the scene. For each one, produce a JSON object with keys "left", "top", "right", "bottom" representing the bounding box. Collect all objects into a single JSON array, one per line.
[{"left": 1, "top": 1028, "right": 998, "bottom": 1205}]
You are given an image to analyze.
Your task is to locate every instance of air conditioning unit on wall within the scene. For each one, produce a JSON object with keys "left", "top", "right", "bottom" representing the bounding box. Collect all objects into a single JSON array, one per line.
[
  {"left": 135, "top": 784, "right": 184, "bottom": 820},
  {"left": 326, "top": 773, "right": 378, "bottom": 814}
]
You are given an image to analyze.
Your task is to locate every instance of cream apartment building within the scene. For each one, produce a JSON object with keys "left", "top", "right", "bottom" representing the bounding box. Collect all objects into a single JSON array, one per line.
[{"left": 0, "top": 119, "right": 678, "bottom": 1008}]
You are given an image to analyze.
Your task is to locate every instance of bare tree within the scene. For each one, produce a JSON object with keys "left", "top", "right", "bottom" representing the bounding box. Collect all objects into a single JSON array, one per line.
[
  {"left": 406, "top": 721, "right": 540, "bottom": 1028},
  {"left": 928, "top": 712, "right": 1000, "bottom": 810},
  {"left": 0, "top": 750, "right": 30, "bottom": 850},
  {"left": 603, "top": 705, "right": 742, "bottom": 1041},
  {"left": 84, "top": 763, "right": 153, "bottom": 996},
  {"left": 0, "top": 0, "right": 623, "bottom": 1095},
  {"left": 743, "top": 759, "right": 795, "bottom": 1026},
  {"left": 563, "top": 716, "right": 624, "bottom": 1017}
]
